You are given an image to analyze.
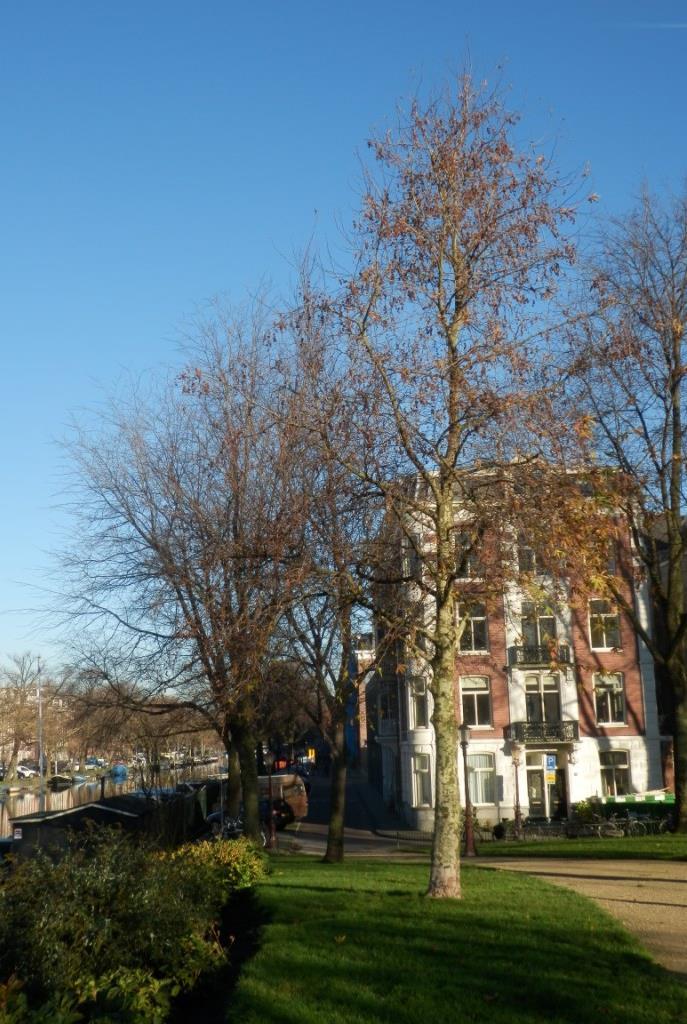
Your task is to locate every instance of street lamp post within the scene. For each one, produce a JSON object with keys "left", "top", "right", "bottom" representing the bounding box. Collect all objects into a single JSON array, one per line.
[
  {"left": 458, "top": 722, "right": 476, "bottom": 858},
  {"left": 36, "top": 659, "right": 45, "bottom": 815},
  {"left": 264, "top": 750, "right": 277, "bottom": 851},
  {"left": 512, "top": 743, "right": 524, "bottom": 840}
]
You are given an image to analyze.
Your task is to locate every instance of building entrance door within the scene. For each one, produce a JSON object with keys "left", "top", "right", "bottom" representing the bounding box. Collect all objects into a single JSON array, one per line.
[
  {"left": 526, "top": 751, "right": 567, "bottom": 819},
  {"left": 527, "top": 766, "right": 546, "bottom": 817}
]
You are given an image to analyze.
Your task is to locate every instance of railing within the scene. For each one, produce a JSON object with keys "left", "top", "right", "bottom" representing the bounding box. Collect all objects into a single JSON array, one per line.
[
  {"left": 505, "top": 720, "right": 579, "bottom": 744},
  {"left": 508, "top": 644, "right": 571, "bottom": 667}
]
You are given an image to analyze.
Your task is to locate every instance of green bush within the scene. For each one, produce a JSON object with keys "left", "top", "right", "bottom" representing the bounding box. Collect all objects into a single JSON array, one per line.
[
  {"left": 162, "top": 835, "right": 267, "bottom": 913},
  {"left": 570, "top": 798, "right": 599, "bottom": 823},
  {"left": 0, "top": 829, "right": 267, "bottom": 1023}
]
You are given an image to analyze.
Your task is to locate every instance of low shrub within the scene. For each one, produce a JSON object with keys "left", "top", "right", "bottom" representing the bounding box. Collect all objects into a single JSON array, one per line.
[
  {"left": 162, "top": 835, "right": 267, "bottom": 914},
  {"left": 0, "top": 829, "right": 267, "bottom": 1023}
]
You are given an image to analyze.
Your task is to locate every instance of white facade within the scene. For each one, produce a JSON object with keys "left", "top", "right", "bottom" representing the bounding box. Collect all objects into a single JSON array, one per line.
[{"left": 369, "top": 547, "right": 667, "bottom": 831}]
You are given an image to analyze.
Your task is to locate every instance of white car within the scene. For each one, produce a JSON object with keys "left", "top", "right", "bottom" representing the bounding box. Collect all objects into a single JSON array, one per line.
[{"left": 17, "top": 764, "right": 38, "bottom": 779}]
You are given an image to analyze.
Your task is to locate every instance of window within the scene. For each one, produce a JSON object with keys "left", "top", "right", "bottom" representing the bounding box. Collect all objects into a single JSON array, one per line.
[
  {"left": 518, "top": 538, "right": 536, "bottom": 573},
  {"left": 413, "top": 753, "right": 432, "bottom": 806},
  {"left": 411, "top": 678, "right": 429, "bottom": 728},
  {"left": 466, "top": 752, "right": 496, "bottom": 804},
  {"left": 606, "top": 540, "right": 618, "bottom": 576},
  {"left": 599, "top": 750, "right": 630, "bottom": 796},
  {"left": 525, "top": 673, "right": 561, "bottom": 724},
  {"left": 594, "top": 673, "right": 625, "bottom": 725},
  {"left": 520, "top": 602, "right": 557, "bottom": 647},
  {"left": 378, "top": 683, "right": 396, "bottom": 723},
  {"left": 403, "top": 541, "right": 423, "bottom": 583},
  {"left": 458, "top": 602, "right": 488, "bottom": 652},
  {"left": 455, "top": 531, "right": 483, "bottom": 578},
  {"left": 460, "top": 676, "right": 491, "bottom": 727},
  {"left": 589, "top": 599, "right": 620, "bottom": 649}
]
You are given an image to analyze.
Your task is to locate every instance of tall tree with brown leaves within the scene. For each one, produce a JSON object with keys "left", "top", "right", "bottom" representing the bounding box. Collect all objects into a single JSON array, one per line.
[{"left": 328, "top": 76, "right": 582, "bottom": 896}]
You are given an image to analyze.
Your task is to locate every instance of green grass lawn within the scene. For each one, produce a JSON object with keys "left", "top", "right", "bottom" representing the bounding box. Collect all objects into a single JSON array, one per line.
[
  {"left": 226, "top": 857, "right": 686, "bottom": 1024},
  {"left": 476, "top": 833, "right": 687, "bottom": 860}
]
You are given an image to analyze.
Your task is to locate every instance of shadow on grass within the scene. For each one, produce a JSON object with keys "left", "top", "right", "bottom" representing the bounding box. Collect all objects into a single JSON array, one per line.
[
  {"left": 170, "top": 888, "right": 271, "bottom": 1024},
  {"left": 226, "top": 862, "right": 686, "bottom": 1024}
]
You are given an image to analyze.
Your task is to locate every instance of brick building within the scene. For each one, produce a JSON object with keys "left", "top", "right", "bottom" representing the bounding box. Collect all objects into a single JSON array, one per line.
[{"left": 364, "top": 514, "right": 667, "bottom": 830}]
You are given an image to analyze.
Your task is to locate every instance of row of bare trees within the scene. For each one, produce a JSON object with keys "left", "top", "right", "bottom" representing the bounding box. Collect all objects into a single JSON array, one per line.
[
  {"left": 0, "top": 654, "right": 226, "bottom": 780},
  {"left": 57, "top": 73, "right": 687, "bottom": 898}
]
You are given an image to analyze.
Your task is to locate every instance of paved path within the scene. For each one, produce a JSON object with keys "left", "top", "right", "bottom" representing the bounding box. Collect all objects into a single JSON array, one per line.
[{"left": 482, "top": 858, "right": 687, "bottom": 980}]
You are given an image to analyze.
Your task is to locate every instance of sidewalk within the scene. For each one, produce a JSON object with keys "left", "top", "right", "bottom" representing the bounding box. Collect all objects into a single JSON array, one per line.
[{"left": 483, "top": 857, "right": 687, "bottom": 979}]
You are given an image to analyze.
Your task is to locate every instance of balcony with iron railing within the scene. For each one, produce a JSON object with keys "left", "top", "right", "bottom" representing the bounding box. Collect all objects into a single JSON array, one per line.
[
  {"left": 504, "top": 720, "right": 580, "bottom": 744},
  {"left": 507, "top": 644, "right": 571, "bottom": 667}
]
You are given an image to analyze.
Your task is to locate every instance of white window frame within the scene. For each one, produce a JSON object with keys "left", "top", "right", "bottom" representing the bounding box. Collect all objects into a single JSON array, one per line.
[
  {"left": 412, "top": 752, "right": 433, "bottom": 807},
  {"left": 458, "top": 601, "right": 489, "bottom": 653},
  {"left": 599, "top": 749, "right": 631, "bottom": 797},
  {"left": 460, "top": 675, "right": 492, "bottom": 728},
  {"left": 525, "top": 673, "right": 561, "bottom": 724},
  {"left": 520, "top": 601, "right": 557, "bottom": 646},
  {"left": 410, "top": 678, "right": 429, "bottom": 729},
  {"left": 594, "top": 672, "right": 626, "bottom": 726},
  {"left": 517, "top": 538, "right": 537, "bottom": 574},
  {"left": 455, "top": 530, "right": 483, "bottom": 579},
  {"left": 466, "top": 751, "right": 496, "bottom": 805},
  {"left": 589, "top": 599, "right": 621, "bottom": 650}
]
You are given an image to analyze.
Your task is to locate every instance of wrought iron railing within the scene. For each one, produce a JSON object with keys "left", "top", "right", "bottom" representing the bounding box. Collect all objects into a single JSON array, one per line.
[
  {"left": 505, "top": 720, "right": 579, "bottom": 744},
  {"left": 508, "top": 644, "right": 571, "bottom": 667}
]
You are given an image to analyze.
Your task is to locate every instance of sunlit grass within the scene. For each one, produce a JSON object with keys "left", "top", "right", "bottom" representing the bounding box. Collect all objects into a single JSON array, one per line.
[
  {"left": 478, "top": 833, "right": 687, "bottom": 860},
  {"left": 227, "top": 857, "right": 685, "bottom": 1023}
]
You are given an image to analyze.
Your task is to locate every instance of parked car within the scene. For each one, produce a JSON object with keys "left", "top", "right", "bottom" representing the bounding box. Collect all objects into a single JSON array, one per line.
[{"left": 17, "top": 764, "right": 38, "bottom": 779}]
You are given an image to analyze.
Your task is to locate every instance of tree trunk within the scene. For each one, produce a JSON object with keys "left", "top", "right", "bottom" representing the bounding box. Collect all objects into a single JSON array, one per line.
[
  {"left": 226, "top": 741, "right": 242, "bottom": 818},
  {"left": 428, "top": 491, "right": 461, "bottom": 899},
  {"left": 667, "top": 660, "right": 687, "bottom": 832},
  {"left": 324, "top": 721, "right": 347, "bottom": 863},
  {"left": 233, "top": 720, "right": 261, "bottom": 842},
  {"left": 428, "top": 625, "right": 461, "bottom": 898}
]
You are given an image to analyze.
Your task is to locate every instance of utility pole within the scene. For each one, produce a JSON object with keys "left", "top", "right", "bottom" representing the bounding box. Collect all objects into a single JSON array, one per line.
[{"left": 36, "top": 658, "right": 45, "bottom": 815}]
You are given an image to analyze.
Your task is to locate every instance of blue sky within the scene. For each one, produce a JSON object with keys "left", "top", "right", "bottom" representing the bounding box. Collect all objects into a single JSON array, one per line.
[{"left": 1, "top": 1, "right": 686, "bottom": 662}]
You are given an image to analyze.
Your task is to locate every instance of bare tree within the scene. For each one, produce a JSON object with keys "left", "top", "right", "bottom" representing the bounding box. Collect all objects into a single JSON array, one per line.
[
  {"left": 0, "top": 654, "right": 43, "bottom": 779},
  {"left": 319, "top": 75, "right": 584, "bottom": 896},
  {"left": 278, "top": 455, "right": 385, "bottom": 862},
  {"left": 566, "top": 185, "right": 687, "bottom": 829},
  {"left": 0, "top": 654, "right": 77, "bottom": 778},
  {"left": 61, "top": 309, "right": 307, "bottom": 838}
]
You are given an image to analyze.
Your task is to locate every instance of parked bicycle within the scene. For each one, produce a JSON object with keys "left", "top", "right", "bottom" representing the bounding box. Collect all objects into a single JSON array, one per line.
[{"left": 565, "top": 814, "right": 624, "bottom": 839}]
